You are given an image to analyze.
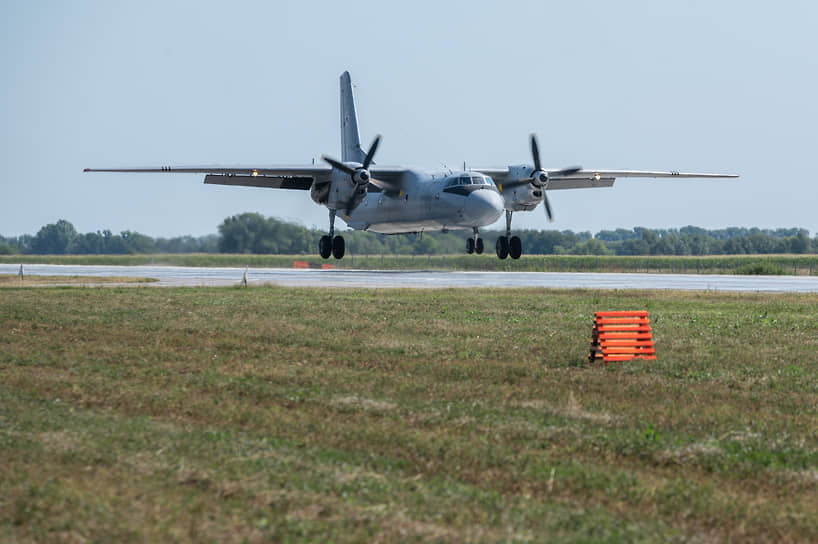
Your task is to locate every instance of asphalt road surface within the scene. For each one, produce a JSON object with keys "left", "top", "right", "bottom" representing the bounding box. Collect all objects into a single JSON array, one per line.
[{"left": 4, "top": 264, "right": 818, "bottom": 292}]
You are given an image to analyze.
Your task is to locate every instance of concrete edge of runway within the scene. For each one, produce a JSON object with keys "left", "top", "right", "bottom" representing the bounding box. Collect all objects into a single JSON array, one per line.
[{"left": 3, "top": 264, "right": 818, "bottom": 292}]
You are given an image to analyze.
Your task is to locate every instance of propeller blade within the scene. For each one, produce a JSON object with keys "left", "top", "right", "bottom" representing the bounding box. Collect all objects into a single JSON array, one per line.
[
  {"left": 367, "top": 176, "right": 399, "bottom": 193},
  {"left": 530, "top": 133, "right": 542, "bottom": 173},
  {"left": 322, "top": 155, "right": 355, "bottom": 175},
  {"left": 362, "top": 135, "right": 381, "bottom": 170},
  {"left": 543, "top": 193, "right": 554, "bottom": 222}
]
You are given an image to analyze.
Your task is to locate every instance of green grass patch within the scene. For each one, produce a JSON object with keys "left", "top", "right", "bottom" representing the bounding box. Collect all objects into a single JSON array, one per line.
[
  {"left": 1, "top": 287, "right": 817, "bottom": 541},
  {"left": 0, "top": 274, "right": 156, "bottom": 286},
  {"left": 3, "top": 253, "right": 818, "bottom": 275}
]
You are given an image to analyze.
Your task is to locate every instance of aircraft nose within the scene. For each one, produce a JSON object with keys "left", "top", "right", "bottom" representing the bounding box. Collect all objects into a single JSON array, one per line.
[{"left": 464, "top": 189, "right": 504, "bottom": 225}]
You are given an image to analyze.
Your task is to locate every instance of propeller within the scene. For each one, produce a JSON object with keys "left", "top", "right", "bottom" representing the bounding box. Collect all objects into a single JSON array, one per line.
[
  {"left": 322, "top": 135, "right": 381, "bottom": 187},
  {"left": 528, "top": 133, "right": 581, "bottom": 222}
]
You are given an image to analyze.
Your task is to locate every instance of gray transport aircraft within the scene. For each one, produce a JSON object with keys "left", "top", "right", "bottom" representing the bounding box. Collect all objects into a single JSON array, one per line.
[{"left": 86, "top": 71, "right": 738, "bottom": 260}]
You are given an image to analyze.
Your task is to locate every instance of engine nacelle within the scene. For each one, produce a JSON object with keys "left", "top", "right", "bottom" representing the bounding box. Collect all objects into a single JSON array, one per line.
[
  {"left": 325, "top": 174, "right": 368, "bottom": 213},
  {"left": 501, "top": 164, "right": 544, "bottom": 212},
  {"left": 310, "top": 180, "right": 330, "bottom": 205},
  {"left": 506, "top": 164, "right": 533, "bottom": 183},
  {"left": 352, "top": 169, "right": 370, "bottom": 185}
]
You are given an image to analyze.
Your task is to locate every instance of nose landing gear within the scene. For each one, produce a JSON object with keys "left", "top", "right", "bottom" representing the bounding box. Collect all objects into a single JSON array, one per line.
[{"left": 466, "top": 227, "right": 484, "bottom": 254}]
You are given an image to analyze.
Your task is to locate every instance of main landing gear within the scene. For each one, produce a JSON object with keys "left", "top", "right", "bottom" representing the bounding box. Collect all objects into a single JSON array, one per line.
[
  {"left": 319, "top": 209, "right": 345, "bottom": 259},
  {"left": 496, "top": 210, "right": 522, "bottom": 260},
  {"left": 466, "top": 227, "right": 484, "bottom": 255}
]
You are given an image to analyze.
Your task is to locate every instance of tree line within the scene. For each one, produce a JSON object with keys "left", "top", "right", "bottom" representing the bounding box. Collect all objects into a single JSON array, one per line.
[{"left": 2, "top": 214, "right": 816, "bottom": 256}]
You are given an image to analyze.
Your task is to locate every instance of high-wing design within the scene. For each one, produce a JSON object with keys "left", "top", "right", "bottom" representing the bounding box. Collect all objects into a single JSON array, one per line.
[
  {"left": 469, "top": 134, "right": 737, "bottom": 259},
  {"left": 85, "top": 72, "right": 737, "bottom": 260}
]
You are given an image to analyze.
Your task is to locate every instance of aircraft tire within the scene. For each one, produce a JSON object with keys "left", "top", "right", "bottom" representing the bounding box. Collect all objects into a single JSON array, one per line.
[
  {"left": 509, "top": 236, "right": 522, "bottom": 260},
  {"left": 332, "top": 235, "right": 345, "bottom": 259},
  {"left": 466, "top": 238, "right": 475, "bottom": 254},
  {"left": 496, "top": 236, "right": 509, "bottom": 259},
  {"left": 319, "top": 235, "right": 332, "bottom": 259},
  {"left": 475, "top": 238, "right": 484, "bottom": 254}
]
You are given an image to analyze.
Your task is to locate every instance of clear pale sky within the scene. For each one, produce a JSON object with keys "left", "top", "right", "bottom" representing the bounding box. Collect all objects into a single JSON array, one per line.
[{"left": 2, "top": 1, "right": 816, "bottom": 238}]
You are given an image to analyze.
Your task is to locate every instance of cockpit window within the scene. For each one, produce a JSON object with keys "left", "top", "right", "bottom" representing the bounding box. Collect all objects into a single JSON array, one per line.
[{"left": 446, "top": 175, "right": 495, "bottom": 187}]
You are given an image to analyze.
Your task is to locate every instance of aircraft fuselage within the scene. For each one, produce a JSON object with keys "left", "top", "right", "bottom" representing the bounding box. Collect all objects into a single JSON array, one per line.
[{"left": 341, "top": 168, "right": 504, "bottom": 234}]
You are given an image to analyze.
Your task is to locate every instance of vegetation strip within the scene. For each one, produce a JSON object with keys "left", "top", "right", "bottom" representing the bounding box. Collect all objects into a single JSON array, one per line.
[
  {"left": 0, "top": 274, "right": 157, "bottom": 286},
  {"left": 2, "top": 215, "right": 817, "bottom": 257},
  {"left": 1, "top": 287, "right": 817, "bottom": 541},
  {"left": 3, "top": 253, "right": 818, "bottom": 275}
]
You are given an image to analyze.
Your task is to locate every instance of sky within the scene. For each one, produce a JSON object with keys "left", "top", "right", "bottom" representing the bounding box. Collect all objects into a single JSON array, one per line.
[{"left": 2, "top": 1, "right": 817, "bottom": 238}]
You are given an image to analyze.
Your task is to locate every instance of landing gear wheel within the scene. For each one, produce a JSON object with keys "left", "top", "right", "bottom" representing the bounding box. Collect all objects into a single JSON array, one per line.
[
  {"left": 319, "top": 235, "right": 332, "bottom": 259},
  {"left": 332, "top": 235, "right": 345, "bottom": 259},
  {"left": 509, "top": 236, "right": 522, "bottom": 260},
  {"left": 475, "top": 238, "right": 484, "bottom": 254},
  {"left": 496, "top": 236, "right": 509, "bottom": 259},
  {"left": 466, "top": 238, "right": 475, "bottom": 254}
]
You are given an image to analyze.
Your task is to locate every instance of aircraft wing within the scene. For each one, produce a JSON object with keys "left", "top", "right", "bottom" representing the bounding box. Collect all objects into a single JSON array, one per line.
[
  {"left": 84, "top": 165, "right": 409, "bottom": 191},
  {"left": 84, "top": 165, "right": 334, "bottom": 191},
  {"left": 476, "top": 168, "right": 738, "bottom": 191}
]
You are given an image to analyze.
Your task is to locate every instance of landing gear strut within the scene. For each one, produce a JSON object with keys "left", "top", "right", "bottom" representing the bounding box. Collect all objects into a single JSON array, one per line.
[
  {"left": 319, "top": 209, "right": 345, "bottom": 259},
  {"left": 466, "top": 227, "right": 484, "bottom": 255},
  {"left": 496, "top": 210, "right": 522, "bottom": 260}
]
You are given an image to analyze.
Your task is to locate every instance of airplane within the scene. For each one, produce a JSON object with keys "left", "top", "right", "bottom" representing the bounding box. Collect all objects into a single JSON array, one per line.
[{"left": 85, "top": 71, "right": 738, "bottom": 260}]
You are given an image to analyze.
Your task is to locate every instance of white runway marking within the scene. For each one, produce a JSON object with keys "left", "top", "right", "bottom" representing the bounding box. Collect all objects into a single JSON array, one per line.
[{"left": 3, "top": 264, "right": 818, "bottom": 292}]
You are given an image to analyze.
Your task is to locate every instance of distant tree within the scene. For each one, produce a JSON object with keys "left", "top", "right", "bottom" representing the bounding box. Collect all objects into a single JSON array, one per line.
[
  {"left": 413, "top": 235, "right": 441, "bottom": 255},
  {"left": 0, "top": 240, "right": 17, "bottom": 254},
  {"left": 67, "top": 231, "right": 105, "bottom": 254},
  {"left": 30, "top": 219, "right": 77, "bottom": 254},
  {"left": 570, "top": 238, "right": 613, "bottom": 255},
  {"left": 789, "top": 231, "right": 810, "bottom": 254},
  {"left": 119, "top": 231, "right": 156, "bottom": 253}
]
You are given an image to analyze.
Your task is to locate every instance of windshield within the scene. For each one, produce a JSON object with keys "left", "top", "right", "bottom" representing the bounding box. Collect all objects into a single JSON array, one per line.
[{"left": 448, "top": 175, "right": 494, "bottom": 186}]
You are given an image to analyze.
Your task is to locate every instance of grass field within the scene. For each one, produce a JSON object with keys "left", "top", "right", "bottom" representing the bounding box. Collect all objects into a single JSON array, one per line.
[
  {"left": 2, "top": 253, "right": 818, "bottom": 275},
  {"left": 1, "top": 286, "right": 817, "bottom": 542},
  {"left": 0, "top": 274, "right": 156, "bottom": 287}
]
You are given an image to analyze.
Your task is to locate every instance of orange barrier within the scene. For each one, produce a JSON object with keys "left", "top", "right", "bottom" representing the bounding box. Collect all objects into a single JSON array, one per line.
[
  {"left": 588, "top": 311, "right": 656, "bottom": 364},
  {"left": 321, "top": 264, "right": 335, "bottom": 270},
  {"left": 292, "top": 261, "right": 309, "bottom": 269}
]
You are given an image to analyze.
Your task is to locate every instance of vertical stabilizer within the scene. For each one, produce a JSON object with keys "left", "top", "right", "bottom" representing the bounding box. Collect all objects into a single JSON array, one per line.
[{"left": 340, "top": 71, "right": 367, "bottom": 163}]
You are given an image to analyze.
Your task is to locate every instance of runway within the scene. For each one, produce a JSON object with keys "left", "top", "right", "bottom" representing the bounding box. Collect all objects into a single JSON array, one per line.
[{"left": 3, "top": 263, "right": 818, "bottom": 292}]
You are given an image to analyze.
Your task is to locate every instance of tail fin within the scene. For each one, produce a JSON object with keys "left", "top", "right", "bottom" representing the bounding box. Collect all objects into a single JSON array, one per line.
[{"left": 340, "top": 71, "right": 367, "bottom": 163}]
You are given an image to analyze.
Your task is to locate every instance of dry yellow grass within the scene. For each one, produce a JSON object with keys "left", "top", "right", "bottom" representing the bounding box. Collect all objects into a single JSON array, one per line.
[
  {"left": 1, "top": 286, "right": 816, "bottom": 542},
  {"left": 0, "top": 274, "right": 156, "bottom": 286}
]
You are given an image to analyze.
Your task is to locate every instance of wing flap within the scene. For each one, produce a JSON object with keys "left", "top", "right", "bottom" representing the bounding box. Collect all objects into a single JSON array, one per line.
[
  {"left": 204, "top": 174, "right": 313, "bottom": 190},
  {"left": 548, "top": 177, "right": 615, "bottom": 190}
]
